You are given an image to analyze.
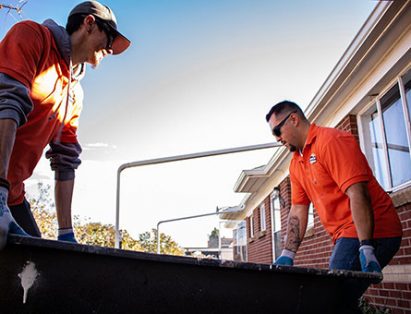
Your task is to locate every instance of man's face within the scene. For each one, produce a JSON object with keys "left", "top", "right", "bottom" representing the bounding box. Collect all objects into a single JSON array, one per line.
[
  {"left": 268, "top": 111, "right": 297, "bottom": 152},
  {"left": 85, "top": 17, "right": 114, "bottom": 68}
]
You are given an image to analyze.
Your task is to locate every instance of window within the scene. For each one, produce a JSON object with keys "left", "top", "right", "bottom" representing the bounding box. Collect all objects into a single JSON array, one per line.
[
  {"left": 249, "top": 214, "right": 254, "bottom": 238},
  {"left": 360, "top": 69, "right": 411, "bottom": 191},
  {"left": 233, "top": 221, "right": 247, "bottom": 262},
  {"left": 271, "top": 191, "right": 282, "bottom": 261},
  {"left": 260, "top": 204, "right": 266, "bottom": 231},
  {"left": 307, "top": 204, "right": 314, "bottom": 228}
]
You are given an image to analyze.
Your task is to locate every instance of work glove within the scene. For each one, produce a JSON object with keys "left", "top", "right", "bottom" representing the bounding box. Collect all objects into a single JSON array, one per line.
[
  {"left": 275, "top": 249, "right": 295, "bottom": 266},
  {"left": 0, "top": 186, "right": 29, "bottom": 249},
  {"left": 359, "top": 243, "right": 381, "bottom": 273},
  {"left": 57, "top": 228, "right": 78, "bottom": 243}
]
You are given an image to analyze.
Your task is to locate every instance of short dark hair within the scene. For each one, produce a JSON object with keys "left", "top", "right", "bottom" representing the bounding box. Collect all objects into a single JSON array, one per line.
[
  {"left": 265, "top": 100, "right": 306, "bottom": 122},
  {"left": 66, "top": 14, "right": 112, "bottom": 36},
  {"left": 66, "top": 13, "right": 86, "bottom": 35}
]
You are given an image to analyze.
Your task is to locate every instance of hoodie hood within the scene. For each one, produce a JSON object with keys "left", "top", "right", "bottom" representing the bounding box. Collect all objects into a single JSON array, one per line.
[{"left": 42, "top": 19, "right": 85, "bottom": 81}]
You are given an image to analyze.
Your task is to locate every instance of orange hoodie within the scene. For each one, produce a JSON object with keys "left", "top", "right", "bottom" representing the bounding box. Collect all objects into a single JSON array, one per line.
[{"left": 0, "top": 20, "right": 84, "bottom": 205}]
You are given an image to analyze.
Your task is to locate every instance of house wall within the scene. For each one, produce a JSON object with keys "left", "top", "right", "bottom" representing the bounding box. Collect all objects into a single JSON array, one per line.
[
  {"left": 246, "top": 114, "right": 411, "bottom": 313},
  {"left": 365, "top": 201, "right": 411, "bottom": 314},
  {"left": 246, "top": 197, "right": 273, "bottom": 264}
]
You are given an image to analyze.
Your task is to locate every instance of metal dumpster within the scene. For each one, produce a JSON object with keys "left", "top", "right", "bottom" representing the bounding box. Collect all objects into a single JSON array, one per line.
[{"left": 0, "top": 235, "right": 381, "bottom": 314}]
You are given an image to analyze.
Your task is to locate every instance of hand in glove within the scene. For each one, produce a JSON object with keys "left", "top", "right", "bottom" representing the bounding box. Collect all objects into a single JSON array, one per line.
[
  {"left": 0, "top": 185, "right": 29, "bottom": 249},
  {"left": 359, "top": 242, "right": 381, "bottom": 273},
  {"left": 275, "top": 249, "right": 295, "bottom": 266}
]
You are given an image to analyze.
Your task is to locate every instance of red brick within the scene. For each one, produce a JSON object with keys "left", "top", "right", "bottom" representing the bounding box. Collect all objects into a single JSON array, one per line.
[
  {"left": 383, "top": 283, "right": 395, "bottom": 290},
  {"left": 389, "top": 290, "right": 403, "bottom": 298},
  {"left": 385, "top": 298, "right": 397, "bottom": 306},
  {"left": 395, "top": 283, "right": 411, "bottom": 290},
  {"left": 397, "top": 300, "right": 411, "bottom": 309},
  {"left": 402, "top": 291, "right": 411, "bottom": 300}
]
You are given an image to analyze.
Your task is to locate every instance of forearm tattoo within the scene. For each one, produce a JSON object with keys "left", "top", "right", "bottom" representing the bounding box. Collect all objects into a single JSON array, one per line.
[{"left": 285, "top": 216, "right": 301, "bottom": 252}]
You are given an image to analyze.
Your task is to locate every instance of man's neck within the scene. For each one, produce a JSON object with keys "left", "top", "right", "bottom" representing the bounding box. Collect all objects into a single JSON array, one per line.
[
  {"left": 298, "top": 122, "right": 311, "bottom": 152},
  {"left": 70, "top": 32, "right": 85, "bottom": 66}
]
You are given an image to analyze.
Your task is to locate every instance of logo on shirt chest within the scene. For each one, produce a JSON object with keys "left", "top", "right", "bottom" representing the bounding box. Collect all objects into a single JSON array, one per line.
[{"left": 309, "top": 153, "right": 317, "bottom": 164}]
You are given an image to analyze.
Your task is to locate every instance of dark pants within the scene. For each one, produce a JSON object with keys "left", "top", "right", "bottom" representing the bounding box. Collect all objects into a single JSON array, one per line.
[
  {"left": 329, "top": 237, "right": 402, "bottom": 313},
  {"left": 9, "top": 198, "right": 41, "bottom": 237}
]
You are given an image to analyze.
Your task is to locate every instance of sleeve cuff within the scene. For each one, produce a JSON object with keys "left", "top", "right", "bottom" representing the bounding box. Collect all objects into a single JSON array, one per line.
[
  {"left": 340, "top": 175, "right": 369, "bottom": 193},
  {"left": 0, "top": 108, "right": 22, "bottom": 126},
  {"left": 55, "top": 170, "right": 75, "bottom": 181}
]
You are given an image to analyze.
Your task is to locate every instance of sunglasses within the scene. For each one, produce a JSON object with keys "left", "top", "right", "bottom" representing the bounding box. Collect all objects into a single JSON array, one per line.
[
  {"left": 95, "top": 20, "right": 115, "bottom": 50},
  {"left": 272, "top": 111, "right": 296, "bottom": 137}
]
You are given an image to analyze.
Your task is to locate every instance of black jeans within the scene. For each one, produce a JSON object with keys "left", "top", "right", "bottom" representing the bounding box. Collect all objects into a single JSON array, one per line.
[{"left": 9, "top": 198, "right": 41, "bottom": 237}]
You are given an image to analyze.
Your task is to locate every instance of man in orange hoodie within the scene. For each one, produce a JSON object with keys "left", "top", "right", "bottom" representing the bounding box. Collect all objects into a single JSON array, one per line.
[{"left": 0, "top": 1, "right": 130, "bottom": 248}]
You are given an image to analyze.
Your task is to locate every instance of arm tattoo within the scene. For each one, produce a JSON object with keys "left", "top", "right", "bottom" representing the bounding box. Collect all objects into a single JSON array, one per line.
[{"left": 285, "top": 216, "right": 301, "bottom": 252}]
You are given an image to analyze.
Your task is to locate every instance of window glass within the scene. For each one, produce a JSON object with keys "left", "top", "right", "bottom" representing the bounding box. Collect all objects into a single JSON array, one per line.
[
  {"left": 272, "top": 197, "right": 281, "bottom": 232},
  {"left": 308, "top": 204, "right": 314, "bottom": 227},
  {"left": 273, "top": 231, "right": 282, "bottom": 259},
  {"left": 271, "top": 193, "right": 282, "bottom": 259},
  {"left": 260, "top": 204, "right": 266, "bottom": 231},
  {"left": 233, "top": 221, "right": 247, "bottom": 262},
  {"left": 381, "top": 85, "right": 411, "bottom": 186}
]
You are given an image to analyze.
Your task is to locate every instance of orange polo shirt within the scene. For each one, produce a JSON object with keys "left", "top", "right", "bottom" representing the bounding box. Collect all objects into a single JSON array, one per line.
[{"left": 290, "top": 124, "right": 402, "bottom": 243}]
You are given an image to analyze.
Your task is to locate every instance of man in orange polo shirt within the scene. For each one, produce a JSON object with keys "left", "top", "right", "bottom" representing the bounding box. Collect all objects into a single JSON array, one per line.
[
  {"left": 266, "top": 101, "right": 402, "bottom": 309},
  {"left": 0, "top": 1, "right": 131, "bottom": 248}
]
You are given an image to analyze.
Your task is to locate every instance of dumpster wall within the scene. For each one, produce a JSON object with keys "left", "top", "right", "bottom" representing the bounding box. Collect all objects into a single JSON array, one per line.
[{"left": 0, "top": 236, "right": 382, "bottom": 314}]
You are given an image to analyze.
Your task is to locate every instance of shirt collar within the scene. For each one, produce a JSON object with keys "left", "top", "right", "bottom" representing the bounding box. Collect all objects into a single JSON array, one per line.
[
  {"left": 292, "top": 123, "right": 318, "bottom": 159},
  {"left": 305, "top": 123, "right": 319, "bottom": 147}
]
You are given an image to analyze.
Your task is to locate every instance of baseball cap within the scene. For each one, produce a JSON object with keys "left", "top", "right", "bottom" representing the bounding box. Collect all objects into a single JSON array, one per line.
[{"left": 69, "top": 1, "right": 131, "bottom": 55}]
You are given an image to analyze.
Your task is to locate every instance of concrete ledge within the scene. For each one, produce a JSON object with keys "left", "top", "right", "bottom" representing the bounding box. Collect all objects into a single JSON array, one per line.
[
  {"left": 391, "top": 185, "right": 411, "bottom": 207},
  {"left": 382, "top": 264, "right": 411, "bottom": 283}
]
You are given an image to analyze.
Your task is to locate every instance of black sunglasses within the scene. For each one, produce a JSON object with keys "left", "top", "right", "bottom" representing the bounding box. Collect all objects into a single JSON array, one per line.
[
  {"left": 272, "top": 111, "right": 296, "bottom": 137},
  {"left": 95, "top": 19, "right": 115, "bottom": 50}
]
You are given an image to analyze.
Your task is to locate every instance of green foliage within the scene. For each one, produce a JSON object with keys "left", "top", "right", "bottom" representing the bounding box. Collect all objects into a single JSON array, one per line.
[
  {"left": 359, "top": 297, "right": 390, "bottom": 314},
  {"left": 29, "top": 183, "right": 183, "bottom": 256},
  {"left": 139, "top": 228, "right": 184, "bottom": 255},
  {"left": 209, "top": 227, "right": 219, "bottom": 239}
]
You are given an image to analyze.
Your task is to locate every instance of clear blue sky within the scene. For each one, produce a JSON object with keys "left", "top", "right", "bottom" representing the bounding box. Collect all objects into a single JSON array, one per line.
[{"left": 1, "top": 0, "right": 375, "bottom": 247}]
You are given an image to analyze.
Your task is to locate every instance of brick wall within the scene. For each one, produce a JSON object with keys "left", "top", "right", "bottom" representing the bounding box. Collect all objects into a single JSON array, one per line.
[
  {"left": 363, "top": 201, "right": 411, "bottom": 313},
  {"left": 337, "top": 114, "right": 359, "bottom": 140},
  {"left": 246, "top": 197, "right": 273, "bottom": 264}
]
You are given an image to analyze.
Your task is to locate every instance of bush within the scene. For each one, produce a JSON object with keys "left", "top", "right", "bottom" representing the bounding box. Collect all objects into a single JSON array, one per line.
[{"left": 359, "top": 297, "right": 390, "bottom": 314}]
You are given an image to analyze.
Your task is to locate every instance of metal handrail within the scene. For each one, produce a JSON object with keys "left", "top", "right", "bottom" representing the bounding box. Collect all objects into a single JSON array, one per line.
[
  {"left": 115, "top": 142, "right": 282, "bottom": 248},
  {"left": 156, "top": 209, "right": 220, "bottom": 254}
]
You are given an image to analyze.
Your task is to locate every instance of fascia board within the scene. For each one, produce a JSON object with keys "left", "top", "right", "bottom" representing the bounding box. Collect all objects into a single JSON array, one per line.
[{"left": 305, "top": 1, "right": 394, "bottom": 123}]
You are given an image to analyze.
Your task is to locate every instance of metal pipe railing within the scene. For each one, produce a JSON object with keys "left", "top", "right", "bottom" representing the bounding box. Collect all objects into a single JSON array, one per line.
[
  {"left": 156, "top": 209, "right": 220, "bottom": 254},
  {"left": 115, "top": 142, "right": 282, "bottom": 248}
]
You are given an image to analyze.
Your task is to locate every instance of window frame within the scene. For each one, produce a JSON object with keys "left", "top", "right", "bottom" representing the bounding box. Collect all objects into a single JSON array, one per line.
[
  {"left": 259, "top": 203, "right": 266, "bottom": 232},
  {"left": 270, "top": 190, "right": 282, "bottom": 262},
  {"left": 358, "top": 68, "right": 411, "bottom": 192}
]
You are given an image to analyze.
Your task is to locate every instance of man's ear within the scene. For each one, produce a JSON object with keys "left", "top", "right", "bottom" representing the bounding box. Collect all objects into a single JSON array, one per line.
[
  {"left": 291, "top": 112, "right": 299, "bottom": 127},
  {"left": 83, "top": 15, "right": 96, "bottom": 32}
]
